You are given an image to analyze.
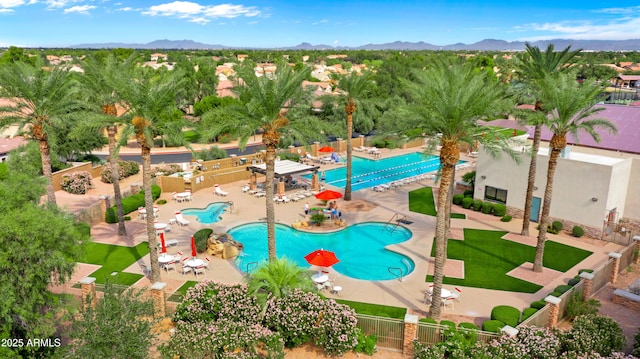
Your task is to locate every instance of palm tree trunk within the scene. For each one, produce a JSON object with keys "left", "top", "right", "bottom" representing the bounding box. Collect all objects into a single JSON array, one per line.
[
  {"left": 443, "top": 166, "right": 456, "bottom": 262},
  {"left": 429, "top": 140, "right": 458, "bottom": 319},
  {"left": 38, "top": 138, "right": 57, "bottom": 205},
  {"left": 533, "top": 135, "right": 564, "bottom": 272},
  {"left": 107, "top": 125, "right": 127, "bottom": 236},
  {"left": 265, "top": 144, "right": 277, "bottom": 261},
  {"left": 142, "top": 146, "right": 160, "bottom": 281},
  {"left": 344, "top": 100, "right": 355, "bottom": 201},
  {"left": 522, "top": 124, "right": 541, "bottom": 236}
]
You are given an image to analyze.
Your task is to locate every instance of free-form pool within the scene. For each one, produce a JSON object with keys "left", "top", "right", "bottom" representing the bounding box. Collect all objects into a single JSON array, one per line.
[
  {"left": 308, "top": 152, "right": 455, "bottom": 191},
  {"left": 181, "top": 202, "right": 230, "bottom": 224},
  {"left": 231, "top": 222, "right": 415, "bottom": 281}
]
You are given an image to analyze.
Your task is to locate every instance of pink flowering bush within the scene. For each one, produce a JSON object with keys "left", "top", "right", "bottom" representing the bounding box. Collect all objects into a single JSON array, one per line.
[
  {"left": 264, "top": 289, "right": 359, "bottom": 356},
  {"left": 164, "top": 281, "right": 284, "bottom": 358},
  {"left": 100, "top": 160, "right": 140, "bottom": 183},
  {"left": 61, "top": 171, "right": 92, "bottom": 194}
]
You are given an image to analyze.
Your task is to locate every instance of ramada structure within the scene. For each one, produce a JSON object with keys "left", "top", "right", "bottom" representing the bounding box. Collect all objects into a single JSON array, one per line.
[{"left": 475, "top": 104, "right": 640, "bottom": 238}]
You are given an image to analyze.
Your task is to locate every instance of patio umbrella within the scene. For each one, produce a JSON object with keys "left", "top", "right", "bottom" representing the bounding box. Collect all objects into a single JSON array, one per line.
[
  {"left": 318, "top": 145, "right": 335, "bottom": 153},
  {"left": 159, "top": 232, "right": 167, "bottom": 254},
  {"left": 190, "top": 235, "right": 197, "bottom": 258},
  {"left": 304, "top": 249, "right": 340, "bottom": 268},
  {"left": 315, "top": 189, "right": 343, "bottom": 201}
]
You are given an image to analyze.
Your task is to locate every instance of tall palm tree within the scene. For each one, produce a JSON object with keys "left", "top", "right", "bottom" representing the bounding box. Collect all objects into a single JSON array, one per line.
[
  {"left": 0, "top": 60, "right": 84, "bottom": 205},
  {"left": 532, "top": 74, "right": 616, "bottom": 272},
  {"left": 330, "top": 72, "right": 376, "bottom": 201},
  {"left": 77, "top": 55, "right": 135, "bottom": 236},
  {"left": 116, "top": 66, "right": 186, "bottom": 282},
  {"left": 516, "top": 44, "right": 581, "bottom": 236},
  {"left": 200, "top": 60, "right": 317, "bottom": 262},
  {"left": 404, "top": 60, "right": 513, "bottom": 319}
]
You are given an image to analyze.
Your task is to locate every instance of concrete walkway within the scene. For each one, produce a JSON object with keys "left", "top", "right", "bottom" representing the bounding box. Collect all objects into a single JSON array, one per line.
[{"left": 51, "top": 146, "right": 625, "bottom": 324}]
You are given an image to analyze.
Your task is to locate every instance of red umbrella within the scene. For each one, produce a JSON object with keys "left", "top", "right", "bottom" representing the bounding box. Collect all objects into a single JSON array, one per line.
[
  {"left": 315, "top": 189, "right": 342, "bottom": 201},
  {"left": 318, "top": 145, "right": 335, "bottom": 153},
  {"left": 159, "top": 232, "right": 167, "bottom": 254},
  {"left": 190, "top": 235, "right": 197, "bottom": 258},
  {"left": 305, "top": 249, "right": 339, "bottom": 267}
]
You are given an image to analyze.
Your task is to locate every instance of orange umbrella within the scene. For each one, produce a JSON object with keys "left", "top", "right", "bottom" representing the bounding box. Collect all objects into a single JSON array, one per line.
[
  {"left": 304, "top": 249, "right": 340, "bottom": 267},
  {"left": 318, "top": 146, "right": 335, "bottom": 153},
  {"left": 190, "top": 235, "right": 197, "bottom": 258},
  {"left": 159, "top": 232, "right": 167, "bottom": 254},
  {"left": 314, "top": 189, "right": 342, "bottom": 201}
]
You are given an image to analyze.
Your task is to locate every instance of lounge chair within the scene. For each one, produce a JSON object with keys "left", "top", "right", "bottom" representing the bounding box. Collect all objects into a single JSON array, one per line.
[
  {"left": 214, "top": 184, "right": 228, "bottom": 196},
  {"left": 174, "top": 211, "right": 190, "bottom": 226}
]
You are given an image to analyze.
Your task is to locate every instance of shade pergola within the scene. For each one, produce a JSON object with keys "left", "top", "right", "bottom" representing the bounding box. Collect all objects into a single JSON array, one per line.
[{"left": 247, "top": 159, "right": 319, "bottom": 178}]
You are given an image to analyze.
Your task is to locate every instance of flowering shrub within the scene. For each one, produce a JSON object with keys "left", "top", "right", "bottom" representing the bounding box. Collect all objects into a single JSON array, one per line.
[
  {"left": 100, "top": 160, "right": 140, "bottom": 183},
  {"left": 263, "top": 289, "right": 359, "bottom": 356},
  {"left": 149, "top": 163, "right": 182, "bottom": 178},
  {"left": 61, "top": 171, "right": 92, "bottom": 194},
  {"left": 165, "top": 281, "right": 284, "bottom": 358},
  {"left": 561, "top": 314, "right": 626, "bottom": 357}
]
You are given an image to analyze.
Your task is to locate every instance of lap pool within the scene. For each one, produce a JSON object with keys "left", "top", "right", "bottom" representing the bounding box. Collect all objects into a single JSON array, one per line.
[
  {"left": 308, "top": 152, "right": 456, "bottom": 191},
  {"left": 230, "top": 222, "right": 415, "bottom": 281}
]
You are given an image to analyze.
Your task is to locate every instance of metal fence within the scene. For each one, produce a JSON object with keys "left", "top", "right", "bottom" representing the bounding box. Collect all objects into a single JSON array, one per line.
[
  {"left": 356, "top": 314, "right": 404, "bottom": 351},
  {"left": 518, "top": 241, "right": 636, "bottom": 329},
  {"left": 416, "top": 321, "right": 501, "bottom": 346}
]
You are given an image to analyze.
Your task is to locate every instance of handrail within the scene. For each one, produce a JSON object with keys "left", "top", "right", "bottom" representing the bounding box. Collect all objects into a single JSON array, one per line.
[
  {"left": 225, "top": 201, "right": 234, "bottom": 213},
  {"left": 388, "top": 266, "right": 403, "bottom": 282},
  {"left": 245, "top": 261, "right": 258, "bottom": 274}
]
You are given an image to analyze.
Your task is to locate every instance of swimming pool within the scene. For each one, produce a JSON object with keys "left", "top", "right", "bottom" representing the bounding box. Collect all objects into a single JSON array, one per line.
[
  {"left": 307, "top": 152, "right": 453, "bottom": 191},
  {"left": 181, "top": 202, "right": 230, "bottom": 224},
  {"left": 230, "top": 222, "right": 415, "bottom": 281}
]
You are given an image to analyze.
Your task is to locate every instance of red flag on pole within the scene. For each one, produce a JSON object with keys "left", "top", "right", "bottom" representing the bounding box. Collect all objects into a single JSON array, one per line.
[
  {"left": 190, "top": 235, "right": 197, "bottom": 258},
  {"left": 159, "top": 232, "right": 167, "bottom": 254}
]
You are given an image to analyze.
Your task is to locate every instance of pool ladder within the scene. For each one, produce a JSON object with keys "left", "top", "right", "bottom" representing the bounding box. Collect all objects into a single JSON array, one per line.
[
  {"left": 245, "top": 261, "right": 258, "bottom": 274},
  {"left": 384, "top": 213, "right": 407, "bottom": 233},
  {"left": 388, "top": 267, "right": 404, "bottom": 282},
  {"left": 225, "top": 201, "right": 234, "bottom": 213}
]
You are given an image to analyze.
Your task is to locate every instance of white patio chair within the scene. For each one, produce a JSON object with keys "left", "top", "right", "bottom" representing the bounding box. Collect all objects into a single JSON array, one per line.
[
  {"left": 174, "top": 211, "right": 190, "bottom": 226},
  {"left": 179, "top": 264, "right": 192, "bottom": 276},
  {"left": 194, "top": 266, "right": 206, "bottom": 278}
]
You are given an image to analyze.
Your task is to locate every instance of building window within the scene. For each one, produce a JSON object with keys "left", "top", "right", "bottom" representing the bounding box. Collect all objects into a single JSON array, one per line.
[{"left": 485, "top": 186, "right": 507, "bottom": 204}]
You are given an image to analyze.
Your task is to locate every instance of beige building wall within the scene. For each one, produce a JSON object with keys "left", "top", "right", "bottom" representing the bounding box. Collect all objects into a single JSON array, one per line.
[
  {"left": 475, "top": 146, "right": 633, "bottom": 229},
  {"left": 623, "top": 159, "right": 640, "bottom": 219}
]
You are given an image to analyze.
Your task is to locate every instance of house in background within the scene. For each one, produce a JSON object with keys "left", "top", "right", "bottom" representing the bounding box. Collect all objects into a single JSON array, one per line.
[
  {"left": 474, "top": 104, "right": 640, "bottom": 238},
  {"left": 0, "top": 136, "right": 27, "bottom": 162}
]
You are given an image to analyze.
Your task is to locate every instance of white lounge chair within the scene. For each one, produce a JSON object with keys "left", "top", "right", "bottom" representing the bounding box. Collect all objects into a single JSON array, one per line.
[
  {"left": 174, "top": 211, "right": 190, "bottom": 226},
  {"left": 214, "top": 184, "right": 228, "bottom": 196}
]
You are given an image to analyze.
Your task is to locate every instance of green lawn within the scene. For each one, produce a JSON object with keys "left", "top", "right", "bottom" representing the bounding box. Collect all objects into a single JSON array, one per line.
[
  {"left": 168, "top": 281, "right": 198, "bottom": 302},
  {"left": 409, "top": 187, "right": 466, "bottom": 219},
  {"left": 426, "top": 229, "right": 592, "bottom": 293},
  {"left": 78, "top": 242, "right": 149, "bottom": 286},
  {"left": 335, "top": 299, "right": 407, "bottom": 319}
]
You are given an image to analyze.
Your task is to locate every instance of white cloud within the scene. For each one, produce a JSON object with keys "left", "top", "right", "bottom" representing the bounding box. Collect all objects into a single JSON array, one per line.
[
  {"left": 115, "top": 6, "right": 133, "bottom": 11},
  {"left": 63, "top": 4, "right": 95, "bottom": 14},
  {"left": 46, "top": 0, "right": 84, "bottom": 9},
  {"left": 518, "top": 8, "right": 640, "bottom": 41},
  {"left": 0, "top": 0, "right": 26, "bottom": 8},
  {"left": 312, "top": 19, "right": 328, "bottom": 25},
  {"left": 0, "top": 8, "right": 14, "bottom": 12},
  {"left": 143, "top": 1, "right": 260, "bottom": 23}
]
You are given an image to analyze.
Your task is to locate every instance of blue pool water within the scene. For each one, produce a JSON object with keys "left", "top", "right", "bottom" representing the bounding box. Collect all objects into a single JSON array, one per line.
[
  {"left": 231, "top": 222, "right": 415, "bottom": 281},
  {"left": 306, "top": 152, "right": 455, "bottom": 191},
  {"left": 181, "top": 202, "right": 230, "bottom": 224}
]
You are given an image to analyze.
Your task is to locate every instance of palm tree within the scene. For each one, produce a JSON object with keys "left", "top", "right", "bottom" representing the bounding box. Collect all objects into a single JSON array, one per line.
[
  {"left": 200, "top": 60, "right": 317, "bottom": 261},
  {"left": 403, "top": 60, "right": 513, "bottom": 319},
  {"left": 77, "top": 55, "right": 134, "bottom": 236},
  {"left": 330, "top": 72, "right": 376, "bottom": 201},
  {"left": 532, "top": 73, "right": 616, "bottom": 272},
  {"left": 115, "top": 66, "right": 186, "bottom": 282},
  {"left": 246, "top": 258, "right": 315, "bottom": 306},
  {"left": 516, "top": 44, "right": 581, "bottom": 236},
  {"left": 0, "top": 60, "right": 84, "bottom": 205}
]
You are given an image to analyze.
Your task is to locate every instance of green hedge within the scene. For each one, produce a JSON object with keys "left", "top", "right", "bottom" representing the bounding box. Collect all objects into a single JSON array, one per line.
[
  {"left": 194, "top": 228, "right": 213, "bottom": 253},
  {"left": 419, "top": 318, "right": 437, "bottom": 324},
  {"left": 521, "top": 307, "right": 538, "bottom": 322},
  {"left": 105, "top": 184, "right": 161, "bottom": 223},
  {"left": 491, "top": 305, "right": 520, "bottom": 327},
  {"left": 481, "top": 202, "right": 494, "bottom": 214},
  {"left": 452, "top": 194, "right": 464, "bottom": 205},
  {"left": 552, "top": 220, "right": 563, "bottom": 231},
  {"left": 463, "top": 190, "right": 473, "bottom": 198},
  {"left": 572, "top": 226, "right": 585, "bottom": 237},
  {"left": 530, "top": 300, "right": 546, "bottom": 310},
  {"left": 439, "top": 320, "right": 456, "bottom": 330},
  {"left": 461, "top": 197, "right": 473, "bottom": 209},
  {"left": 482, "top": 320, "right": 504, "bottom": 333},
  {"left": 493, "top": 204, "right": 506, "bottom": 217},
  {"left": 554, "top": 285, "right": 573, "bottom": 295},
  {"left": 472, "top": 199, "right": 483, "bottom": 211},
  {"left": 568, "top": 277, "right": 581, "bottom": 286},
  {"left": 501, "top": 215, "right": 512, "bottom": 222}
]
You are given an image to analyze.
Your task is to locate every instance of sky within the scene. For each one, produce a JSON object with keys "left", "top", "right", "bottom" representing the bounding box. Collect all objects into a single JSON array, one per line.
[{"left": 2, "top": 1, "right": 640, "bottom": 48}]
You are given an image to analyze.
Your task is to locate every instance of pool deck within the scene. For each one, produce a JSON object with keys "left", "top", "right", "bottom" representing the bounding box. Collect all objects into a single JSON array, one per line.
[{"left": 51, "top": 146, "right": 626, "bottom": 324}]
